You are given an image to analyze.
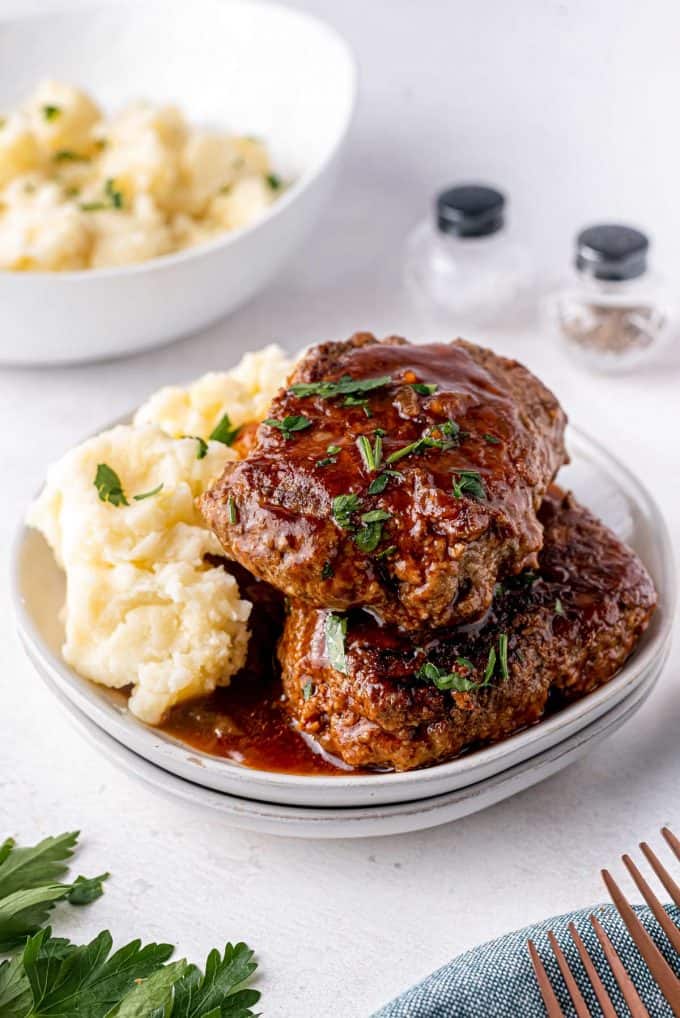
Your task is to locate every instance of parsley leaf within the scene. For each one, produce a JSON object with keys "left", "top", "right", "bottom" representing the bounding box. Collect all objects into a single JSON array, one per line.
[
  {"left": 354, "top": 509, "right": 391, "bottom": 554},
  {"left": 171, "top": 941, "right": 259, "bottom": 1018},
  {"left": 42, "top": 105, "right": 61, "bottom": 122},
  {"left": 386, "top": 420, "right": 462, "bottom": 465},
  {"left": 263, "top": 415, "right": 311, "bottom": 440},
  {"left": 498, "top": 633, "right": 509, "bottom": 680},
  {"left": 22, "top": 926, "right": 174, "bottom": 1016},
  {"left": 0, "top": 833, "right": 107, "bottom": 951},
  {"left": 288, "top": 374, "right": 392, "bottom": 400},
  {"left": 331, "top": 493, "right": 362, "bottom": 530},
  {"left": 226, "top": 497, "right": 238, "bottom": 524},
  {"left": 188, "top": 436, "right": 209, "bottom": 460},
  {"left": 325, "top": 613, "right": 348, "bottom": 674},
  {"left": 209, "top": 414, "right": 241, "bottom": 447},
  {"left": 452, "top": 470, "right": 486, "bottom": 501},
  {"left": 356, "top": 433, "right": 383, "bottom": 473},
  {"left": 94, "top": 464, "right": 128, "bottom": 506},
  {"left": 266, "top": 173, "right": 282, "bottom": 190},
  {"left": 410, "top": 382, "right": 438, "bottom": 396},
  {"left": 367, "top": 470, "right": 402, "bottom": 495},
  {"left": 483, "top": 433, "right": 501, "bottom": 445},
  {"left": 132, "top": 483, "right": 163, "bottom": 502},
  {"left": 302, "top": 681, "right": 314, "bottom": 701},
  {"left": 417, "top": 660, "right": 479, "bottom": 693},
  {"left": 54, "top": 150, "right": 89, "bottom": 163}
]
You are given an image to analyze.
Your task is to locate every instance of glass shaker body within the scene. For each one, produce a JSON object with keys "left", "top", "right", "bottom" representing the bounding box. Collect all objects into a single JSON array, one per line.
[{"left": 404, "top": 220, "right": 535, "bottom": 331}]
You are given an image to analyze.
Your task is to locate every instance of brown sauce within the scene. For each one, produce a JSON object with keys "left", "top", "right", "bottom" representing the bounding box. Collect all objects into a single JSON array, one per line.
[{"left": 162, "top": 671, "right": 349, "bottom": 775}]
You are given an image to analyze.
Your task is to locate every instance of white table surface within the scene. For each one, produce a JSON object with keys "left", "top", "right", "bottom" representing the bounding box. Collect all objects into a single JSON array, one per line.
[{"left": 1, "top": 1, "right": 679, "bottom": 1014}]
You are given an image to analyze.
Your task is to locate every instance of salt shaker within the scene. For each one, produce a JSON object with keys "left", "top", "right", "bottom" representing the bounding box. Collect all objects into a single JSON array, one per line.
[
  {"left": 546, "top": 224, "right": 673, "bottom": 373},
  {"left": 403, "top": 184, "right": 535, "bottom": 332}
]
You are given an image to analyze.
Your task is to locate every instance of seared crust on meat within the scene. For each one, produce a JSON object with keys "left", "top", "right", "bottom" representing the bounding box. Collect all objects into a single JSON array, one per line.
[
  {"left": 278, "top": 489, "right": 657, "bottom": 771},
  {"left": 200, "top": 333, "right": 568, "bottom": 630}
]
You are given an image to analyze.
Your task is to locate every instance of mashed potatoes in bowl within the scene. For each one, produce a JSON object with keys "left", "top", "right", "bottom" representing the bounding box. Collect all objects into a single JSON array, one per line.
[
  {"left": 27, "top": 345, "right": 292, "bottom": 723},
  {"left": 0, "top": 80, "right": 283, "bottom": 271}
]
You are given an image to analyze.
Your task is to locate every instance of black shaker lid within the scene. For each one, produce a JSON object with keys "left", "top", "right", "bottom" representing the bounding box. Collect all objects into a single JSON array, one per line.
[
  {"left": 436, "top": 185, "right": 505, "bottom": 238},
  {"left": 575, "top": 224, "right": 649, "bottom": 281}
]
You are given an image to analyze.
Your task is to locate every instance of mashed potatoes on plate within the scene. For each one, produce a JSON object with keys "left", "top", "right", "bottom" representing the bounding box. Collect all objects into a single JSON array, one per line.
[
  {"left": 0, "top": 80, "right": 283, "bottom": 271},
  {"left": 28, "top": 345, "right": 292, "bottom": 723}
]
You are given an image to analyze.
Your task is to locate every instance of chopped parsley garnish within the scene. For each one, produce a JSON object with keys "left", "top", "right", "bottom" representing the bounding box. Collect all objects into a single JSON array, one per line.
[
  {"left": 417, "top": 659, "right": 481, "bottom": 693},
  {"left": 332, "top": 493, "right": 362, "bottom": 529},
  {"left": 189, "top": 435, "right": 209, "bottom": 459},
  {"left": 375, "top": 544, "right": 397, "bottom": 559},
  {"left": 367, "top": 469, "right": 402, "bottom": 495},
  {"left": 452, "top": 469, "right": 486, "bottom": 500},
  {"left": 354, "top": 509, "right": 391, "bottom": 553},
  {"left": 410, "top": 382, "right": 438, "bottom": 396},
  {"left": 316, "top": 456, "right": 337, "bottom": 468},
  {"left": 327, "top": 444, "right": 342, "bottom": 455},
  {"left": 288, "top": 374, "right": 392, "bottom": 401},
  {"left": 266, "top": 173, "right": 282, "bottom": 190},
  {"left": 302, "top": 680, "right": 315, "bottom": 701},
  {"left": 132, "top": 482, "right": 163, "bottom": 501},
  {"left": 42, "top": 104, "right": 61, "bottom": 121},
  {"left": 483, "top": 646, "right": 497, "bottom": 684},
  {"left": 94, "top": 463, "right": 128, "bottom": 506},
  {"left": 498, "top": 633, "right": 509, "bottom": 680},
  {"left": 54, "top": 149, "right": 90, "bottom": 162},
  {"left": 325, "top": 612, "right": 348, "bottom": 673},
  {"left": 209, "top": 412, "right": 241, "bottom": 446},
  {"left": 483, "top": 433, "right": 501, "bottom": 445},
  {"left": 80, "top": 177, "right": 124, "bottom": 211},
  {"left": 356, "top": 432, "right": 383, "bottom": 472},
  {"left": 263, "top": 414, "right": 312, "bottom": 439},
  {"left": 321, "top": 560, "right": 334, "bottom": 580},
  {"left": 554, "top": 598, "right": 565, "bottom": 616},
  {"left": 227, "top": 496, "right": 238, "bottom": 524},
  {"left": 385, "top": 420, "right": 462, "bottom": 465}
]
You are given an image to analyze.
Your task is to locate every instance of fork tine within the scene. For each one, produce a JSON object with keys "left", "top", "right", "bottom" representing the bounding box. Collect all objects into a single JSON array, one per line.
[
  {"left": 590, "top": 914, "right": 651, "bottom": 1018},
  {"left": 662, "top": 828, "right": 680, "bottom": 863},
  {"left": 547, "top": 930, "right": 592, "bottom": 1017},
  {"left": 528, "top": 939, "right": 566, "bottom": 1017},
  {"left": 568, "top": 922, "right": 618, "bottom": 1018},
  {"left": 640, "top": 841, "right": 680, "bottom": 908},
  {"left": 602, "top": 869, "right": 680, "bottom": 1016},
  {"left": 625, "top": 853, "right": 680, "bottom": 951}
]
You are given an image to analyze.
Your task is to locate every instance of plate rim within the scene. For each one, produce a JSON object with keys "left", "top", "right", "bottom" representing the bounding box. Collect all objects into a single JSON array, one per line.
[
  {"left": 11, "top": 421, "right": 675, "bottom": 805},
  {"left": 40, "top": 649, "right": 661, "bottom": 837}
]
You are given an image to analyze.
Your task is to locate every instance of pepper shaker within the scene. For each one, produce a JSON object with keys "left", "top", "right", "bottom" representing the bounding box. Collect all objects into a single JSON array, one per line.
[{"left": 546, "top": 224, "right": 674, "bottom": 373}]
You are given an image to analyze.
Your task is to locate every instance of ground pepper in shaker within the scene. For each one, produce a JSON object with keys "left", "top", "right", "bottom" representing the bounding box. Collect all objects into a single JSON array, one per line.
[
  {"left": 547, "top": 223, "right": 674, "bottom": 373},
  {"left": 403, "top": 184, "right": 535, "bottom": 333}
]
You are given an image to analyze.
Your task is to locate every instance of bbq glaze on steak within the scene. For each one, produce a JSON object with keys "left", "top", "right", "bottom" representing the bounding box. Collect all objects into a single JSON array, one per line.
[
  {"left": 201, "top": 334, "right": 567, "bottom": 631},
  {"left": 278, "top": 489, "right": 657, "bottom": 771}
]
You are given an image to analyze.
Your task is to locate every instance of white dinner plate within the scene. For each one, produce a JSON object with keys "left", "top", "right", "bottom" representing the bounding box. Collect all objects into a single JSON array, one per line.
[
  {"left": 12, "top": 423, "right": 674, "bottom": 808},
  {"left": 40, "top": 650, "right": 661, "bottom": 839}
]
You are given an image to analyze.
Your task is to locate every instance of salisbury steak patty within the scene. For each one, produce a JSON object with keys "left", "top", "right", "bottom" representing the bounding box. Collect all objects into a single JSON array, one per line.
[
  {"left": 278, "top": 489, "right": 657, "bottom": 771},
  {"left": 201, "top": 334, "right": 567, "bottom": 630}
]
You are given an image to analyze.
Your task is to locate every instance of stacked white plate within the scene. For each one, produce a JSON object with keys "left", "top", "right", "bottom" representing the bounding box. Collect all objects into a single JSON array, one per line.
[{"left": 12, "top": 426, "right": 674, "bottom": 838}]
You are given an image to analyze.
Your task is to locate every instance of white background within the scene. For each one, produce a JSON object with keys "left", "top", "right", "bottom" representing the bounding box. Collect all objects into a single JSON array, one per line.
[{"left": 1, "top": 1, "right": 679, "bottom": 1015}]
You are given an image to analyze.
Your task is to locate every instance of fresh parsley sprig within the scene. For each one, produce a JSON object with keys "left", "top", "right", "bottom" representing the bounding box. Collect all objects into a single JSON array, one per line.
[
  {"left": 0, "top": 833, "right": 107, "bottom": 952},
  {"left": 0, "top": 832, "right": 261, "bottom": 1018},
  {"left": 452, "top": 469, "right": 486, "bottom": 501},
  {"left": 94, "top": 465, "right": 164, "bottom": 507}
]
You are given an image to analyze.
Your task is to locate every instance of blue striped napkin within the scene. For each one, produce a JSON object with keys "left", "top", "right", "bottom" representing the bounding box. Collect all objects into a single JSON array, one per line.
[{"left": 371, "top": 904, "right": 680, "bottom": 1017}]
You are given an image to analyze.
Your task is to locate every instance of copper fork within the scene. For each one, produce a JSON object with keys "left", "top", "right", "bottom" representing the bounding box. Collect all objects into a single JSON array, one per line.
[{"left": 528, "top": 827, "right": 680, "bottom": 1017}]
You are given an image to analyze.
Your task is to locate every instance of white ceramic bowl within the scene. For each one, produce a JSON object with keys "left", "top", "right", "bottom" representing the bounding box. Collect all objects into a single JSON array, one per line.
[
  {"left": 0, "top": 0, "right": 357, "bottom": 364},
  {"left": 12, "top": 424, "right": 674, "bottom": 810}
]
